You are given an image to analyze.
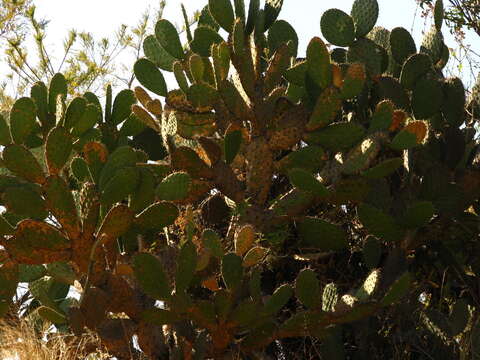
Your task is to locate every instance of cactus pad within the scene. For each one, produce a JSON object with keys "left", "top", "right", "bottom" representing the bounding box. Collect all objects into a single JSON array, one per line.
[
  {"left": 320, "top": 9, "right": 355, "bottom": 47},
  {"left": 351, "top": 0, "right": 379, "bottom": 38}
]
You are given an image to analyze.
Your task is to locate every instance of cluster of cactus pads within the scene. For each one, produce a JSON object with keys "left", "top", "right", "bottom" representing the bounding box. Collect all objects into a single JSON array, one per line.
[{"left": 1, "top": 0, "right": 480, "bottom": 358}]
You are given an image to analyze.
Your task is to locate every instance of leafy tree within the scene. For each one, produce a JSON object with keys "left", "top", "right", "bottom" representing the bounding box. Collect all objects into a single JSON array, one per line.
[
  {"left": 0, "top": 1, "right": 168, "bottom": 113},
  {"left": 417, "top": 0, "right": 480, "bottom": 36},
  {"left": 0, "top": 0, "right": 479, "bottom": 359}
]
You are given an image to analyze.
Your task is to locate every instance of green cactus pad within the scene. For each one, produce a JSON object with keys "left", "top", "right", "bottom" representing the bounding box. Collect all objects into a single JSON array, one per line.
[
  {"left": 10, "top": 97, "right": 37, "bottom": 144},
  {"left": 264, "top": 0, "right": 283, "bottom": 30},
  {"left": 111, "top": 89, "right": 136, "bottom": 125},
  {"left": 285, "top": 60, "right": 306, "bottom": 86},
  {"left": 44, "top": 176, "right": 81, "bottom": 239},
  {"left": 347, "top": 38, "right": 384, "bottom": 76},
  {"left": 2, "top": 144, "right": 45, "bottom": 184},
  {"left": 82, "top": 141, "right": 108, "bottom": 184},
  {"left": 186, "top": 84, "right": 218, "bottom": 111},
  {"left": 362, "top": 157, "right": 403, "bottom": 179},
  {"left": 245, "top": 0, "right": 259, "bottom": 34},
  {"left": 71, "top": 103, "right": 101, "bottom": 137},
  {"left": 0, "top": 214, "right": 14, "bottom": 236},
  {"left": 97, "top": 204, "right": 133, "bottom": 240},
  {"left": 264, "top": 44, "right": 291, "bottom": 94},
  {"left": 212, "top": 41, "right": 230, "bottom": 83},
  {"left": 10, "top": 220, "right": 70, "bottom": 264},
  {"left": 277, "top": 146, "right": 325, "bottom": 175},
  {"left": 64, "top": 97, "right": 87, "bottom": 130},
  {"left": 48, "top": 73, "right": 68, "bottom": 115},
  {"left": 372, "top": 76, "right": 410, "bottom": 110},
  {"left": 155, "top": 19, "right": 184, "bottom": 59},
  {"left": 74, "top": 126, "right": 101, "bottom": 151},
  {"left": 143, "top": 35, "right": 176, "bottom": 72},
  {"left": 295, "top": 269, "right": 320, "bottom": 309},
  {"left": 224, "top": 129, "right": 242, "bottom": 165},
  {"left": 175, "top": 241, "right": 197, "bottom": 293},
  {"left": 232, "top": 17, "right": 245, "bottom": 56},
  {"left": 135, "top": 201, "right": 179, "bottom": 230},
  {"left": 341, "top": 63, "right": 366, "bottom": 99},
  {"left": 268, "top": 20, "right": 298, "bottom": 57},
  {"left": 306, "top": 87, "right": 341, "bottom": 131},
  {"left": 420, "top": 25, "right": 444, "bottom": 64},
  {"left": 119, "top": 113, "right": 147, "bottom": 137},
  {"left": 129, "top": 168, "right": 155, "bottom": 214},
  {"left": 264, "top": 283, "right": 293, "bottom": 315},
  {"left": 434, "top": 0, "right": 444, "bottom": 31},
  {"left": 362, "top": 236, "right": 381, "bottom": 269},
  {"left": 442, "top": 77, "right": 465, "bottom": 127},
  {"left": 342, "top": 136, "right": 382, "bottom": 175},
  {"left": 98, "top": 146, "right": 137, "bottom": 190},
  {"left": 198, "top": 4, "right": 220, "bottom": 31},
  {"left": 190, "top": 26, "right": 223, "bottom": 57},
  {"left": 320, "top": 9, "right": 355, "bottom": 47},
  {"left": 367, "top": 25, "right": 390, "bottom": 48},
  {"left": 306, "top": 37, "right": 331, "bottom": 90},
  {"left": 242, "top": 246, "right": 268, "bottom": 267},
  {"left": 402, "top": 201, "right": 434, "bottom": 228},
  {"left": 330, "top": 48, "right": 347, "bottom": 64},
  {"left": 45, "top": 127, "right": 73, "bottom": 175},
  {"left": 208, "top": 0, "right": 235, "bottom": 33},
  {"left": 30, "top": 81, "right": 49, "bottom": 127},
  {"left": 46, "top": 262, "right": 76, "bottom": 285},
  {"left": 17, "top": 264, "right": 46, "bottom": 282},
  {"left": 355, "top": 269, "right": 380, "bottom": 301},
  {"left": 218, "top": 79, "right": 250, "bottom": 120},
  {"left": 222, "top": 252, "right": 243, "bottom": 290},
  {"left": 202, "top": 229, "right": 224, "bottom": 258},
  {"left": 133, "top": 252, "right": 171, "bottom": 300},
  {"left": 142, "top": 308, "right": 179, "bottom": 326},
  {"left": 234, "top": 224, "right": 255, "bottom": 256},
  {"left": 381, "top": 272, "right": 411, "bottom": 305},
  {"left": 189, "top": 54, "right": 204, "bottom": 84},
  {"left": 270, "top": 188, "right": 315, "bottom": 217},
  {"left": 233, "top": 0, "right": 246, "bottom": 20},
  {"left": 304, "top": 122, "right": 365, "bottom": 151},
  {"left": 173, "top": 62, "right": 189, "bottom": 93},
  {"left": 3, "top": 185, "right": 47, "bottom": 220},
  {"left": 351, "top": 0, "right": 379, "bottom": 37},
  {"left": 0, "top": 114, "right": 11, "bottom": 145},
  {"left": 449, "top": 299, "right": 469, "bottom": 336},
  {"left": 105, "top": 84, "right": 113, "bottom": 123},
  {"left": 358, "top": 203, "right": 403, "bottom": 242},
  {"left": 171, "top": 146, "right": 214, "bottom": 179},
  {"left": 322, "top": 283, "right": 338, "bottom": 312},
  {"left": 370, "top": 100, "right": 394, "bottom": 132},
  {"left": 100, "top": 167, "right": 140, "bottom": 207},
  {"left": 230, "top": 299, "right": 258, "bottom": 327},
  {"left": 412, "top": 75, "right": 443, "bottom": 119},
  {"left": 83, "top": 91, "right": 102, "bottom": 108},
  {"left": 288, "top": 168, "right": 328, "bottom": 197},
  {"left": 389, "top": 27, "right": 416, "bottom": 65},
  {"left": 156, "top": 172, "right": 191, "bottom": 201},
  {"left": 37, "top": 306, "right": 67, "bottom": 324},
  {"left": 134, "top": 58, "right": 167, "bottom": 97},
  {"left": 297, "top": 217, "right": 347, "bottom": 251}
]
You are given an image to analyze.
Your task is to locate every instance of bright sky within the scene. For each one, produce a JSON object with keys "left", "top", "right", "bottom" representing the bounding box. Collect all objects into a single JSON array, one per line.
[
  {"left": 35, "top": 0, "right": 426, "bottom": 57},
  {"left": 3, "top": 0, "right": 479, "bottom": 90}
]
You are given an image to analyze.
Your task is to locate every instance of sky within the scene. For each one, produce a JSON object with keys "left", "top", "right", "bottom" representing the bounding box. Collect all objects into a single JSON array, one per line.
[{"left": 2, "top": 0, "right": 479, "bottom": 92}]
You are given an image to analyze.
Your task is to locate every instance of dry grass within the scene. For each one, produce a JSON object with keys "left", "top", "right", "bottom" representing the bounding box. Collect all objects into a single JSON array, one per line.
[{"left": 0, "top": 317, "right": 107, "bottom": 360}]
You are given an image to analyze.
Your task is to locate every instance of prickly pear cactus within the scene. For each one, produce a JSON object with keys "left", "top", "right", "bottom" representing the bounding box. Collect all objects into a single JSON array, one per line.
[{"left": 0, "top": 0, "right": 479, "bottom": 358}]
